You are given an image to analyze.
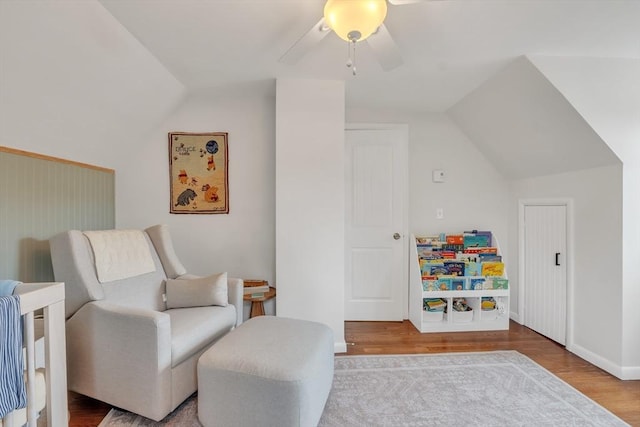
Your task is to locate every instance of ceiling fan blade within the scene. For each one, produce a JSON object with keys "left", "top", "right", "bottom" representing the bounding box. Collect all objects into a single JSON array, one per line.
[
  {"left": 366, "top": 24, "right": 403, "bottom": 71},
  {"left": 279, "top": 17, "right": 331, "bottom": 65}
]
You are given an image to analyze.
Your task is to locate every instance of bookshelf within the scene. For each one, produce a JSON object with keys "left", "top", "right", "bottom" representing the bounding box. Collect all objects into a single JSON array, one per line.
[{"left": 409, "top": 232, "right": 510, "bottom": 333}]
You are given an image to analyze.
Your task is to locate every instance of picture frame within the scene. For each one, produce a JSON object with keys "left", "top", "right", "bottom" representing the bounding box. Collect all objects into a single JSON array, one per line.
[{"left": 168, "top": 132, "right": 229, "bottom": 214}]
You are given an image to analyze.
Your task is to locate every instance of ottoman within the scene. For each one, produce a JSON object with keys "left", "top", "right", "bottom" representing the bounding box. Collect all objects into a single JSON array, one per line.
[{"left": 197, "top": 316, "right": 334, "bottom": 427}]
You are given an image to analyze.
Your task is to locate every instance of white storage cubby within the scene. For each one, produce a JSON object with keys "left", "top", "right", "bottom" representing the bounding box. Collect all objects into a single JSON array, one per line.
[{"left": 409, "top": 233, "right": 510, "bottom": 333}]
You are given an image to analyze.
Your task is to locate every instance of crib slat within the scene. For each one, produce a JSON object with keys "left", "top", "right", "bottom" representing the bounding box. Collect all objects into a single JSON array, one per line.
[
  {"left": 4, "top": 410, "right": 15, "bottom": 427},
  {"left": 9, "top": 282, "right": 68, "bottom": 427},
  {"left": 24, "top": 312, "right": 37, "bottom": 427},
  {"left": 44, "top": 300, "right": 68, "bottom": 426}
]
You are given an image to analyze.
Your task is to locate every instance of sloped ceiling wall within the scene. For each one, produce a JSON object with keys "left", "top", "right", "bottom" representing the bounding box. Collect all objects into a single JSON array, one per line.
[
  {"left": 447, "top": 56, "right": 620, "bottom": 180},
  {"left": 0, "top": 0, "right": 186, "bottom": 169}
]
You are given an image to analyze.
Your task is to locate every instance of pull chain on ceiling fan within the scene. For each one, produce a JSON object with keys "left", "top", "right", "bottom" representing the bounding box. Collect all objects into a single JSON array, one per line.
[
  {"left": 324, "top": 0, "right": 387, "bottom": 75},
  {"left": 279, "top": 0, "right": 436, "bottom": 74}
]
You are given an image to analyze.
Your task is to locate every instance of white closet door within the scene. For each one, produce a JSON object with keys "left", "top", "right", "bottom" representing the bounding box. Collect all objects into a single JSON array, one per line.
[{"left": 523, "top": 204, "right": 567, "bottom": 345}]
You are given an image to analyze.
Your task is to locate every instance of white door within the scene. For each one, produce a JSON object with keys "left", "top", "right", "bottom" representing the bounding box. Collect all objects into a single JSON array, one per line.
[
  {"left": 522, "top": 204, "right": 568, "bottom": 344},
  {"left": 345, "top": 127, "right": 407, "bottom": 321}
]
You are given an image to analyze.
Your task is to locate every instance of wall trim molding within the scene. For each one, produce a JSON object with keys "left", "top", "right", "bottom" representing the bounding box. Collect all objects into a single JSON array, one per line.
[
  {"left": 0, "top": 146, "right": 114, "bottom": 173},
  {"left": 567, "top": 343, "right": 628, "bottom": 379}
]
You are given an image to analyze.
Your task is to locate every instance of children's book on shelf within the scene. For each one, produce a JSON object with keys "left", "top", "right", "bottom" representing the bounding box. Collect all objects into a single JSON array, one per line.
[
  {"left": 469, "top": 277, "right": 485, "bottom": 290},
  {"left": 422, "top": 279, "right": 438, "bottom": 292},
  {"left": 493, "top": 278, "right": 509, "bottom": 289},
  {"left": 429, "top": 264, "right": 448, "bottom": 276},
  {"left": 481, "top": 261, "right": 505, "bottom": 277},
  {"left": 478, "top": 254, "right": 502, "bottom": 262},
  {"left": 416, "top": 236, "right": 441, "bottom": 245},
  {"left": 463, "top": 234, "right": 490, "bottom": 249},
  {"left": 444, "top": 261, "right": 465, "bottom": 276},
  {"left": 464, "top": 262, "right": 481, "bottom": 277},
  {"left": 452, "top": 279, "right": 465, "bottom": 291},
  {"left": 446, "top": 235, "right": 464, "bottom": 245},
  {"left": 463, "top": 230, "right": 492, "bottom": 247},
  {"left": 437, "top": 277, "right": 452, "bottom": 291},
  {"left": 464, "top": 247, "right": 498, "bottom": 255},
  {"left": 423, "top": 298, "right": 446, "bottom": 311},
  {"left": 481, "top": 297, "right": 496, "bottom": 310}
]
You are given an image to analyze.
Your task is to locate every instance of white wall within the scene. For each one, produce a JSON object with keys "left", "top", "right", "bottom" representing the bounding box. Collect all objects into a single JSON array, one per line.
[
  {"left": 0, "top": 0, "right": 185, "bottom": 170},
  {"left": 347, "top": 109, "right": 510, "bottom": 255},
  {"left": 530, "top": 56, "right": 640, "bottom": 378},
  {"left": 276, "top": 79, "right": 346, "bottom": 352},
  {"left": 116, "top": 83, "right": 277, "bottom": 313},
  {"left": 508, "top": 165, "right": 623, "bottom": 370}
]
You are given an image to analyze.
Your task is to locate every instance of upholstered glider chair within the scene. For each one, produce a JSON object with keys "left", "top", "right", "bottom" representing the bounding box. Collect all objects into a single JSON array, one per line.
[{"left": 49, "top": 224, "right": 243, "bottom": 421}]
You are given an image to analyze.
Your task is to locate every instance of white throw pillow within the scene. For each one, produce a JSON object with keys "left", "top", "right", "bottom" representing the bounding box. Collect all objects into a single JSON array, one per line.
[{"left": 165, "top": 272, "right": 228, "bottom": 309}]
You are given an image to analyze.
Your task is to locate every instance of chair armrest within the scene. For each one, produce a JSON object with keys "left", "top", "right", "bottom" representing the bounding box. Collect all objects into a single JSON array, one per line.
[
  {"left": 227, "top": 278, "right": 243, "bottom": 326},
  {"left": 66, "top": 301, "right": 173, "bottom": 420}
]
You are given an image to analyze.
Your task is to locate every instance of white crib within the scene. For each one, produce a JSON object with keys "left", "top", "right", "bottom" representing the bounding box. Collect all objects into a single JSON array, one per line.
[{"left": 2, "top": 282, "right": 68, "bottom": 427}]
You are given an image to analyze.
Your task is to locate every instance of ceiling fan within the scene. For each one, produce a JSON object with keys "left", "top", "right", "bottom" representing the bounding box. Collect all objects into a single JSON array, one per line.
[{"left": 279, "top": 0, "right": 437, "bottom": 73}]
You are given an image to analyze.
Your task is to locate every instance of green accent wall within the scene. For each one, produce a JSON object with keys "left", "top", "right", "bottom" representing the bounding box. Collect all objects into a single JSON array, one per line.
[{"left": 0, "top": 147, "right": 114, "bottom": 282}]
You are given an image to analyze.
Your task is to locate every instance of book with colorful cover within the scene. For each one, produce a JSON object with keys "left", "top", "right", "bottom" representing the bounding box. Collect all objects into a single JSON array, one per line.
[
  {"left": 437, "top": 278, "right": 452, "bottom": 291},
  {"left": 429, "top": 264, "right": 448, "bottom": 276},
  {"left": 464, "top": 247, "right": 498, "bottom": 255},
  {"left": 469, "top": 278, "right": 485, "bottom": 290},
  {"left": 478, "top": 254, "right": 502, "bottom": 262},
  {"left": 422, "top": 279, "right": 439, "bottom": 292},
  {"left": 493, "top": 278, "right": 509, "bottom": 289},
  {"left": 423, "top": 298, "right": 447, "bottom": 311},
  {"left": 464, "top": 261, "right": 481, "bottom": 277},
  {"left": 441, "top": 250, "right": 457, "bottom": 259},
  {"left": 481, "top": 297, "right": 496, "bottom": 310},
  {"left": 416, "top": 236, "right": 441, "bottom": 245},
  {"left": 452, "top": 279, "right": 465, "bottom": 291},
  {"left": 444, "top": 261, "right": 465, "bottom": 276},
  {"left": 463, "top": 234, "right": 490, "bottom": 248},
  {"left": 442, "top": 244, "right": 464, "bottom": 252},
  {"left": 481, "top": 262, "right": 505, "bottom": 277},
  {"left": 417, "top": 247, "right": 443, "bottom": 258},
  {"left": 446, "top": 235, "right": 464, "bottom": 245},
  {"left": 419, "top": 252, "right": 444, "bottom": 263},
  {"left": 456, "top": 253, "right": 478, "bottom": 262},
  {"left": 463, "top": 230, "right": 492, "bottom": 247}
]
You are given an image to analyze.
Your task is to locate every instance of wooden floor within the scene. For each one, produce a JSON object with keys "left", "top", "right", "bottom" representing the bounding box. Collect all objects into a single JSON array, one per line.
[{"left": 68, "top": 320, "right": 640, "bottom": 426}]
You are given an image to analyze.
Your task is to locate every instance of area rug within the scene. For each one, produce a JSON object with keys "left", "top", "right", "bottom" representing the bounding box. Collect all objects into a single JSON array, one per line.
[{"left": 98, "top": 351, "right": 628, "bottom": 426}]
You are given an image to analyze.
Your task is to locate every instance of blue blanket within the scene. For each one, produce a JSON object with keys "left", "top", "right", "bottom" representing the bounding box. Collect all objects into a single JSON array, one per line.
[
  {"left": 0, "top": 280, "right": 20, "bottom": 297},
  {"left": 0, "top": 295, "right": 27, "bottom": 418}
]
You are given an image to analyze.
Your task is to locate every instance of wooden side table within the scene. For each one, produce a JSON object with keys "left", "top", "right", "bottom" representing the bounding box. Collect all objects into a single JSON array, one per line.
[{"left": 243, "top": 286, "right": 276, "bottom": 318}]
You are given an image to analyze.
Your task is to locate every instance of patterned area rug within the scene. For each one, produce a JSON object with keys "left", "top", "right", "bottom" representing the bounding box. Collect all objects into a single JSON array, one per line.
[{"left": 99, "top": 351, "right": 628, "bottom": 427}]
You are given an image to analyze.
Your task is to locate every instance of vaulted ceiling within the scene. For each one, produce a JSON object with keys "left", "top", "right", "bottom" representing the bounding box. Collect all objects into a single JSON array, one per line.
[{"left": 98, "top": 0, "right": 640, "bottom": 113}]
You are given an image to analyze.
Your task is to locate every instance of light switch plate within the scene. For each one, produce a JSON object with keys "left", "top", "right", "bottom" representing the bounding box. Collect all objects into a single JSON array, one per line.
[{"left": 432, "top": 169, "right": 445, "bottom": 183}]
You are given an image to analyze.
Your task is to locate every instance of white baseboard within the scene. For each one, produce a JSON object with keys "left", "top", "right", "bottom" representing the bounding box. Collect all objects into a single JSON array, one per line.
[
  {"left": 334, "top": 341, "right": 347, "bottom": 354},
  {"left": 566, "top": 343, "right": 636, "bottom": 379},
  {"left": 509, "top": 311, "right": 523, "bottom": 324},
  {"left": 620, "top": 365, "right": 640, "bottom": 380}
]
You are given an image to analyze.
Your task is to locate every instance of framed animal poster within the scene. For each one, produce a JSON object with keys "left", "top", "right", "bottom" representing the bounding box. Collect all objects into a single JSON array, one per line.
[{"left": 169, "top": 132, "right": 229, "bottom": 214}]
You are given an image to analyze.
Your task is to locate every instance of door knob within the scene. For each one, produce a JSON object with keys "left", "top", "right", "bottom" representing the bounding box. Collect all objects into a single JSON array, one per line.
[{"left": 393, "top": 233, "right": 401, "bottom": 240}]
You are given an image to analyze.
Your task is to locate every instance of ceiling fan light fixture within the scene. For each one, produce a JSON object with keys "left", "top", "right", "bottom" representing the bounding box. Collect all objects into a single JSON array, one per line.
[{"left": 324, "top": 0, "right": 388, "bottom": 42}]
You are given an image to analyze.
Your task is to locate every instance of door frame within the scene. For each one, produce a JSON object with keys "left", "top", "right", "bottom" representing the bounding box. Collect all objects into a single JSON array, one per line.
[
  {"left": 345, "top": 122, "right": 409, "bottom": 319},
  {"left": 518, "top": 198, "right": 574, "bottom": 348}
]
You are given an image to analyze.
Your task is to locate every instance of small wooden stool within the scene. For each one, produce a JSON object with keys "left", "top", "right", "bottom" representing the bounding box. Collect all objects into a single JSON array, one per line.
[{"left": 243, "top": 286, "right": 276, "bottom": 318}]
